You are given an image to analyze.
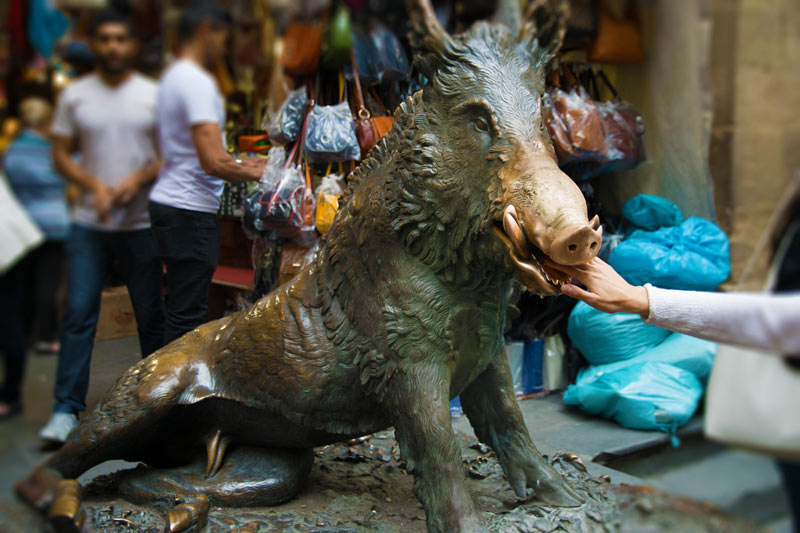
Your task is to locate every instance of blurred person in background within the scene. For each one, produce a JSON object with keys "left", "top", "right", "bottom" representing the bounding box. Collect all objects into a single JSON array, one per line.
[
  {"left": 40, "top": 9, "right": 165, "bottom": 443},
  {"left": 2, "top": 97, "right": 70, "bottom": 356},
  {"left": 149, "top": 1, "right": 265, "bottom": 344},
  {"left": 557, "top": 188, "right": 800, "bottom": 530}
]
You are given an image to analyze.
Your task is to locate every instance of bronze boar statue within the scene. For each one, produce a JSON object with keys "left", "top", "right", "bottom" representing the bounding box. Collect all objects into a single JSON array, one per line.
[{"left": 16, "top": 0, "right": 603, "bottom": 531}]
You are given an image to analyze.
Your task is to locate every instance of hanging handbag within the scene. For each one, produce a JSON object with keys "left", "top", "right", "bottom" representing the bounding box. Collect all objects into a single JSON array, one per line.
[
  {"left": 567, "top": 67, "right": 646, "bottom": 180},
  {"left": 305, "top": 72, "right": 361, "bottom": 162},
  {"left": 351, "top": 52, "right": 394, "bottom": 155},
  {"left": 243, "top": 114, "right": 314, "bottom": 236},
  {"left": 544, "top": 65, "right": 607, "bottom": 166},
  {"left": 368, "top": 22, "right": 411, "bottom": 82},
  {"left": 321, "top": 5, "right": 353, "bottom": 71},
  {"left": 281, "top": 22, "right": 323, "bottom": 76},
  {"left": 344, "top": 29, "right": 381, "bottom": 86},
  {"left": 587, "top": 1, "right": 644, "bottom": 64},
  {"left": 267, "top": 85, "right": 308, "bottom": 145},
  {"left": 593, "top": 69, "right": 645, "bottom": 166}
]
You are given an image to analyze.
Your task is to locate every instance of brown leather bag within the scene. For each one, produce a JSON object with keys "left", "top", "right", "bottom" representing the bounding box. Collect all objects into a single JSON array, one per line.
[
  {"left": 545, "top": 66, "right": 607, "bottom": 165},
  {"left": 351, "top": 50, "right": 393, "bottom": 155},
  {"left": 587, "top": 2, "right": 644, "bottom": 64},
  {"left": 281, "top": 23, "right": 323, "bottom": 76}
]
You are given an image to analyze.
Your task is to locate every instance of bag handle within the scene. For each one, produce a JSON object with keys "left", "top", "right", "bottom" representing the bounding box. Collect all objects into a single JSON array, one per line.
[
  {"left": 369, "top": 86, "right": 389, "bottom": 116},
  {"left": 561, "top": 63, "right": 579, "bottom": 91},
  {"left": 350, "top": 49, "right": 371, "bottom": 120},
  {"left": 595, "top": 68, "right": 620, "bottom": 100}
]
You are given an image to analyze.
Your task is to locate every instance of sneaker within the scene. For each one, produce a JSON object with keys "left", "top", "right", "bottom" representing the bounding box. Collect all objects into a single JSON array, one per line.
[{"left": 39, "top": 413, "right": 79, "bottom": 443}]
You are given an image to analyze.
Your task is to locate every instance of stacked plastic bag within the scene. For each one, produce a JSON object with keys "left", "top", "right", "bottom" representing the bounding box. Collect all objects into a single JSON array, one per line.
[{"left": 563, "top": 194, "right": 730, "bottom": 433}]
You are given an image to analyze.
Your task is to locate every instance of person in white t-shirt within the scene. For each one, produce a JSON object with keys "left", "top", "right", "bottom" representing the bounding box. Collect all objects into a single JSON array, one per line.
[
  {"left": 149, "top": 2, "right": 265, "bottom": 344},
  {"left": 39, "top": 11, "right": 165, "bottom": 443}
]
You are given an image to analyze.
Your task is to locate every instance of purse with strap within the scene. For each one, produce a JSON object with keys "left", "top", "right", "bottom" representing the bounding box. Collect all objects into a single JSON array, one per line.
[
  {"left": 351, "top": 51, "right": 393, "bottom": 155},
  {"left": 704, "top": 179, "right": 800, "bottom": 461}
]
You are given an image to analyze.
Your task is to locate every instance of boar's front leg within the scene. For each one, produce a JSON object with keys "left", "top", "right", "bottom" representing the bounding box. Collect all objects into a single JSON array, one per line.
[
  {"left": 460, "top": 347, "right": 583, "bottom": 507},
  {"left": 386, "top": 365, "right": 484, "bottom": 533}
]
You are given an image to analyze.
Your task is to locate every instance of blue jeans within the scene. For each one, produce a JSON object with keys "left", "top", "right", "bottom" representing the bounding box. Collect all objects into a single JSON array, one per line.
[{"left": 54, "top": 224, "right": 165, "bottom": 414}]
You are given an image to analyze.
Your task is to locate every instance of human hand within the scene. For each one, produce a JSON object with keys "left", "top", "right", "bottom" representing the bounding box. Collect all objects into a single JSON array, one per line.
[
  {"left": 111, "top": 171, "right": 142, "bottom": 206},
  {"left": 554, "top": 257, "right": 650, "bottom": 316},
  {"left": 242, "top": 158, "right": 267, "bottom": 181},
  {"left": 92, "top": 182, "right": 113, "bottom": 223}
]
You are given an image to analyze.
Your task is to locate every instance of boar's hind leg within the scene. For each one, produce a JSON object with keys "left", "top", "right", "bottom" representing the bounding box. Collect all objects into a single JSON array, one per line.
[
  {"left": 460, "top": 347, "right": 583, "bottom": 507},
  {"left": 386, "top": 366, "right": 484, "bottom": 533}
]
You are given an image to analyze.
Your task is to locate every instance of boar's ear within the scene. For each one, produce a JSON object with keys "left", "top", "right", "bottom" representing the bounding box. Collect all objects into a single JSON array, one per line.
[
  {"left": 406, "top": 0, "right": 460, "bottom": 78},
  {"left": 492, "top": 0, "right": 523, "bottom": 35},
  {"left": 519, "top": 0, "right": 568, "bottom": 66}
]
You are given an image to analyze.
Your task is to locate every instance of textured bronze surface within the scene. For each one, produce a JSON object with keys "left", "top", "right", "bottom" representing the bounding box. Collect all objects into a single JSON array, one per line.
[{"left": 15, "top": 1, "right": 604, "bottom": 531}]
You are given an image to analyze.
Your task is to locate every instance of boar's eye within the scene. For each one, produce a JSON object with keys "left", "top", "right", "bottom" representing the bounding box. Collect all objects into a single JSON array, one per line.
[{"left": 474, "top": 117, "right": 490, "bottom": 133}]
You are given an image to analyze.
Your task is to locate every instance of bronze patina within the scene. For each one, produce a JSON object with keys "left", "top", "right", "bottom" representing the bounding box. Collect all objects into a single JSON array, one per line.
[{"left": 16, "top": 1, "right": 603, "bottom": 531}]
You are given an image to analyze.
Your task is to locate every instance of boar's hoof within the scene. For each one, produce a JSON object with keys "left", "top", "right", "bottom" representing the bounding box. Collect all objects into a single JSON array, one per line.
[
  {"left": 535, "top": 478, "right": 584, "bottom": 508},
  {"left": 167, "top": 493, "right": 209, "bottom": 532},
  {"left": 48, "top": 479, "right": 86, "bottom": 533}
]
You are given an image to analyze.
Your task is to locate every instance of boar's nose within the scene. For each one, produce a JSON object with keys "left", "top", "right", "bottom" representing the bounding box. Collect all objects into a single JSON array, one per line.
[{"left": 548, "top": 215, "right": 603, "bottom": 265}]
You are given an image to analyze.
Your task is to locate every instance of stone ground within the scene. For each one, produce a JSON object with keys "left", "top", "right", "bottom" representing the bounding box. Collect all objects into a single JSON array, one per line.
[{"left": 0, "top": 337, "right": 793, "bottom": 532}]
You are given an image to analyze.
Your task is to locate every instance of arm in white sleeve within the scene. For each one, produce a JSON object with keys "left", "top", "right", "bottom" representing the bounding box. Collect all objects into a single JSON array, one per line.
[{"left": 643, "top": 285, "right": 800, "bottom": 355}]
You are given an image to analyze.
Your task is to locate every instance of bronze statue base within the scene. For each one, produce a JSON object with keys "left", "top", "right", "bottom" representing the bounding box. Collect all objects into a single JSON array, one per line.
[{"left": 48, "top": 429, "right": 760, "bottom": 533}]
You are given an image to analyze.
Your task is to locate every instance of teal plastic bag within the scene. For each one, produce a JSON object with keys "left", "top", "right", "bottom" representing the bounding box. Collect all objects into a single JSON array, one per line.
[
  {"left": 609, "top": 216, "right": 730, "bottom": 290},
  {"left": 622, "top": 193, "right": 683, "bottom": 231},
  {"left": 563, "top": 333, "right": 716, "bottom": 431},
  {"left": 567, "top": 301, "right": 670, "bottom": 365}
]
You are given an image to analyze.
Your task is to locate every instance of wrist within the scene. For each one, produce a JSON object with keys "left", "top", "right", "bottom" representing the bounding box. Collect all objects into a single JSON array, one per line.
[
  {"left": 89, "top": 178, "right": 106, "bottom": 195},
  {"left": 631, "top": 286, "right": 650, "bottom": 317}
]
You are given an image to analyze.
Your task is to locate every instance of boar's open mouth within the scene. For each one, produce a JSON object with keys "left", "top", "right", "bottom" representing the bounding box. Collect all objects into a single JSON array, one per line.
[{"left": 495, "top": 205, "right": 572, "bottom": 292}]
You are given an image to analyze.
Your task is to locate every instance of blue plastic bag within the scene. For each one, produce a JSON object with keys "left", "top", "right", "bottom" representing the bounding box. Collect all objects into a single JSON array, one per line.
[
  {"left": 567, "top": 301, "right": 670, "bottom": 365},
  {"left": 563, "top": 333, "right": 716, "bottom": 432},
  {"left": 564, "top": 361, "right": 702, "bottom": 431},
  {"left": 609, "top": 216, "right": 731, "bottom": 290},
  {"left": 622, "top": 193, "right": 683, "bottom": 231}
]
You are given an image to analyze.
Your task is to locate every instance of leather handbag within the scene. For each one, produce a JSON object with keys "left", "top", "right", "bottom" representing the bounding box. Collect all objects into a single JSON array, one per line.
[
  {"left": 281, "top": 22, "right": 323, "bottom": 76},
  {"left": 368, "top": 22, "right": 411, "bottom": 82},
  {"left": 587, "top": 1, "right": 644, "bottom": 64},
  {"left": 594, "top": 69, "right": 645, "bottom": 166},
  {"left": 567, "top": 67, "right": 645, "bottom": 180},
  {"left": 544, "top": 65, "right": 607, "bottom": 165},
  {"left": 344, "top": 29, "right": 381, "bottom": 86},
  {"left": 351, "top": 52, "right": 393, "bottom": 155}
]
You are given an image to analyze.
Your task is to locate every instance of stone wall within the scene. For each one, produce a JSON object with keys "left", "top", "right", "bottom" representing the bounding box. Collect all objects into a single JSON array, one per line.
[{"left": 710, "top": 0, "right": 800, "bottom": 287}]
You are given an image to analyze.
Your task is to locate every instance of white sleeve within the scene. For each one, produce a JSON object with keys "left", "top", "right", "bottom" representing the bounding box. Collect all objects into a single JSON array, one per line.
[
  {"left": 51, "top": 87, "right": 75, "bottom": 138},
  {"left": 643, "top": 284, "right": 800, "bottom": 355},
  {"left": 182, "top": 75, "right": 220, "bottom": 126}
]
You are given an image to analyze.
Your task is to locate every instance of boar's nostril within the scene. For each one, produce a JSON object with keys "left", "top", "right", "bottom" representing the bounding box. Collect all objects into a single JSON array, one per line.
[{"left": 568, "top": 244, "right": 577, "bottom": 252}]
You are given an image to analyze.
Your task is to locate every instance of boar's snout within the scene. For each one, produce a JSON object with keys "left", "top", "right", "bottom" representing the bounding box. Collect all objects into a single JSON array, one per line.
[
  {"left": 548, "top": 217, "right": 603, "bottom": 265},
  {"left": 498, "top": 159, "right": 603, "bottom": 293}
]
